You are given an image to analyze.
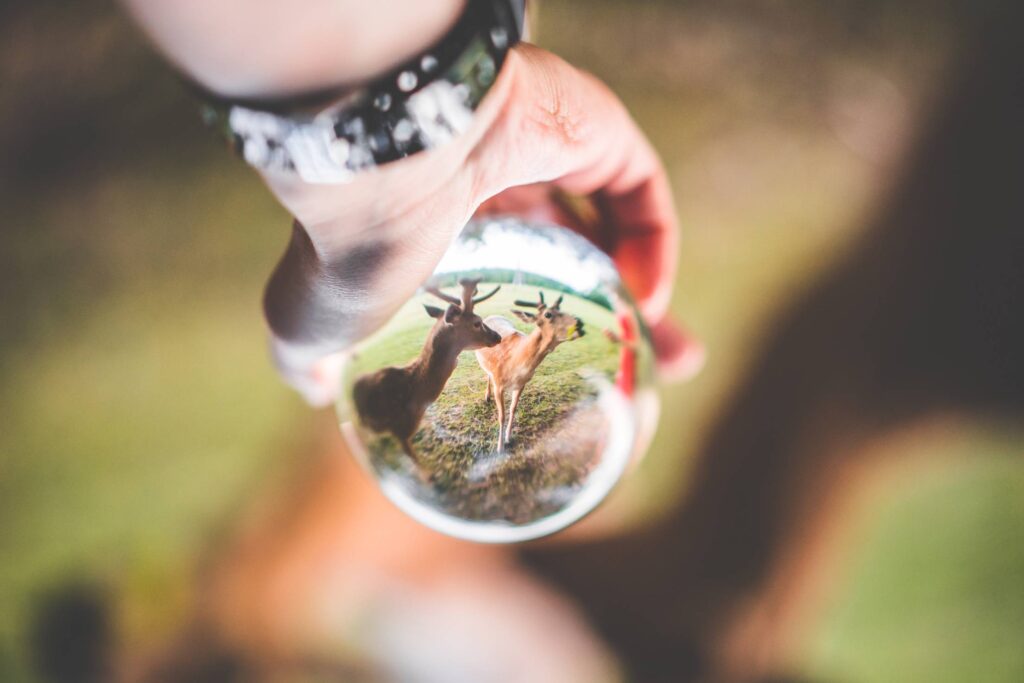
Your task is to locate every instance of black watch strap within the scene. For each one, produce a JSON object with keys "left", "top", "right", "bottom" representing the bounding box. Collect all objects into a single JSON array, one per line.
[{"left": 197, "top": 0, "right": 524, "bottom": 184}]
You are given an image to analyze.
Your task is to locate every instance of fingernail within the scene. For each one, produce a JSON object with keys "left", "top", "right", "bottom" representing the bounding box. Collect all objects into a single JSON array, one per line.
[
  {"left": 659, "top": 338, "right": 706, "bottom": 382},
  {"left": 651, "top": 319, "right": 706, "bottom": 382},
  {"left": 269, "top": 338, "right": 345, "bottom": 408}
]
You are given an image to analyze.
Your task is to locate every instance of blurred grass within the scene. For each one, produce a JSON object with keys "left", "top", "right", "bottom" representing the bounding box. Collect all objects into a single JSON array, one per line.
[
  {"left": 802, "top": 426, "right": 1024, "bottom": 682},
  {"left": 0, "top": 55, "right": 302, "bottom": 673}
]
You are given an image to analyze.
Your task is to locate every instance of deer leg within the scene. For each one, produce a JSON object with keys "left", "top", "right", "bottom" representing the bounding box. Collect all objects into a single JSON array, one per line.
[
  {"left": 399, "top": 436, "right": 419, "bottom": 464},
  {"left": 484, "top": 376, "right": 493, "bottom": 403},
  {"left": 400, "top": 437, "right": 433, "bottom": 483},
  {"left": 494, "top": 386, "right": 506, "bottom": 453},
  {"left": 505, "top": 389, "right": 522, "bottom": 446}
]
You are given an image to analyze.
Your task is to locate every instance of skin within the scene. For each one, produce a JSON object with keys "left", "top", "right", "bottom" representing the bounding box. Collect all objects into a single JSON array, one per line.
[{"left": 121, "top": 0, "right": 704, "bottom": 405}]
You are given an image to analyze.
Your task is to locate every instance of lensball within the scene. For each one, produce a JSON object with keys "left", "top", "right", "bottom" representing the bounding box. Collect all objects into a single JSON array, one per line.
[{"left": 336, "top": 216, "right": 656, "bottom": 542}]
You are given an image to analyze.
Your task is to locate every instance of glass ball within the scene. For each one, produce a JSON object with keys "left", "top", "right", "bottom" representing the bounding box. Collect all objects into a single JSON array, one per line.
[{"left": 336, "top": 217, "right": 657, "bottom": 542}]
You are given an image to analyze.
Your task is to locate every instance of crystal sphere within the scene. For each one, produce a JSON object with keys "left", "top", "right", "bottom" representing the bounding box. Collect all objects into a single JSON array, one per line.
[{"left": 336, "top": 217, "right": 656, "bottom": 542}]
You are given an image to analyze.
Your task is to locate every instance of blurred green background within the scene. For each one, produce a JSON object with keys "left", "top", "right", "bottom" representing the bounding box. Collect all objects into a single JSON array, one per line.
[{"left": 2, "top": 1, "right": 1022, "bottom": 681}]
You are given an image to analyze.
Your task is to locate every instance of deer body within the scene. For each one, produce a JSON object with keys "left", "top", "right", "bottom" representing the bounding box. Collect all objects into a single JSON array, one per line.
[
  {"left": 353, "top": 325, "right": 461, "bottom": 454},
  {"left": 353, "top": 280, "right": 501, "bottom": 469},
  {"left": 475, "top": 292, "right": 584, "bottom": 452}
]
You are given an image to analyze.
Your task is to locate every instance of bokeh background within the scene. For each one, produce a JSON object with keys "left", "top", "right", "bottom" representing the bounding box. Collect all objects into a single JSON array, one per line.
[{"left": 2, "top": 1, "right": 1022, "bottom": 681}]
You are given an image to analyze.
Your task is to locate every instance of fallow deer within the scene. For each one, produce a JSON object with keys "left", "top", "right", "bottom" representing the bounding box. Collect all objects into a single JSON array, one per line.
[
  {"left": 474, "top": 291, "right": 585, "bottom": 452},
  {"left": 353, "top": 279, "right": 501, "bottom": 470}
]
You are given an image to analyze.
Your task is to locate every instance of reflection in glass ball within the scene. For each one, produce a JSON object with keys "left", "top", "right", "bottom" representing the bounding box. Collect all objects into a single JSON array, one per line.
[{"left": 337, "top": 217, "right": 656, "bottom": 542}]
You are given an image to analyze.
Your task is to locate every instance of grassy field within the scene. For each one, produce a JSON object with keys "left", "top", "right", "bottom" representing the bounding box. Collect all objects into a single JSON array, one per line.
[{"left": 341, "top": 285, "right": 622, "bottom": 524}]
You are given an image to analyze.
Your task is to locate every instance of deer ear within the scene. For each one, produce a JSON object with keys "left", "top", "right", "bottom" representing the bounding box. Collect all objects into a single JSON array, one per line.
[
  {"left": 444, "top": 304, "right": 461, "bottom": 323},
  {"left": 424, "top": 304, "right": 445, "bottom": 319},
  {"left": 512, "top": 309, "right": 536, "bottom": 323}
]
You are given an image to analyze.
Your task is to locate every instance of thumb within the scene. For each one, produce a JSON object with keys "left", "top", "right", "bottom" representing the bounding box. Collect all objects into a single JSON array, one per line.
[{"left": 649, "top": 317, "right": 705, "bottom": 383}]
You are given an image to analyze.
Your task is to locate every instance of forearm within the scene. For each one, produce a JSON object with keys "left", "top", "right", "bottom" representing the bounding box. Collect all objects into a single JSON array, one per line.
[{"left": 121, "top": 0, "right": 465, "bottom": 97}]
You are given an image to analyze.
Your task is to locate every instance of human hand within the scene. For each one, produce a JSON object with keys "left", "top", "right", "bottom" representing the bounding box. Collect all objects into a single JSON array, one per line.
[{"left": 261, "top": 43, "right": 704, "bottom": 405}]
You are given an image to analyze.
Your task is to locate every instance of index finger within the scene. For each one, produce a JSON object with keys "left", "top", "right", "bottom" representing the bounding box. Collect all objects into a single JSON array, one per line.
[
  {"left": 469, "top": 45, "right": 679, "bottom": 323},
  {"left": 559, "top": 135, "right": 678, "bottom": 325}
]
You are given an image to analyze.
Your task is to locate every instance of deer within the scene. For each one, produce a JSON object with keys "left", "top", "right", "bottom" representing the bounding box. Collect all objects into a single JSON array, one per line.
[
  {"left": 353, "top": 278, "right": 501, "bottom": 472},
  {"left": 474, "top": 291, "right": 585, "bottom": 453}
]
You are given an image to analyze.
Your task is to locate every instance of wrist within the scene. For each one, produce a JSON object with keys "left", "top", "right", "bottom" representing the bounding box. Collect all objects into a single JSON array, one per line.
[
  {"left": 191, "top": 0, "right": 521, "bottom": 186},
  {"left": 268, "top": 44, "right": 519, "bottom": 233}
]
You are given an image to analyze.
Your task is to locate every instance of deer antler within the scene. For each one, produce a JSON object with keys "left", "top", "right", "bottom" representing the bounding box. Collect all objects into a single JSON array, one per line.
[
  {"left": 472, "top": 284, "right": 500, "bottom": 305},
  {"left": 425, "top": 279, "right": 501, "bottom": 313},
  {"left": 514, "top": 290, "right": 547, "bottom": 309},
  {"left": 424, "top": 284, "right": 461, "bottom": 306},
  {"left": 458, "top": 278, "right": 480, "bottom": 312},
  {"left": 455, "top": 278, "right": 501, "bottom": 313},
  {"left": 552, "top": 294, "right": 564, "bottom": 310}
]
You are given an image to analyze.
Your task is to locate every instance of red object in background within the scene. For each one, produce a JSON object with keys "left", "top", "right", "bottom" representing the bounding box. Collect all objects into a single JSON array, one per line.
[{"left": 613, "top": 312, "right": 636, "bottom": 397}]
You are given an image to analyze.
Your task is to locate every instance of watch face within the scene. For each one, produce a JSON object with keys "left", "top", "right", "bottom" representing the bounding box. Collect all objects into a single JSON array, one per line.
[{"left": 336, "top": 217, "right": 657, "bottom": 543}]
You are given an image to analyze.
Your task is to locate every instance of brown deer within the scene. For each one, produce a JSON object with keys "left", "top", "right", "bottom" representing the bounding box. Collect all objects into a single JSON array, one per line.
[
  {"left": 474, "top": 291, "right": 585, "bottom": 452},
  {"left": 353, "top": 279, "right": 501, "bottom": 468}
]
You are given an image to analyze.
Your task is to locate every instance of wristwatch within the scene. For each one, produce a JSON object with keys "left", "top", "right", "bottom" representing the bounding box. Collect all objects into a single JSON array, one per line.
[{"left": 196, "top": 0, "right": 525, "bottom": 184}]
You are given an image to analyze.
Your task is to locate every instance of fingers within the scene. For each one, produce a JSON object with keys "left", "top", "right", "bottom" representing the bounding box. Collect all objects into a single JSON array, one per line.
[
  {"left": 270, "top": 338, "right": 347, "bottom": 407},
  {"left": 587, "top": 162, "right": 678, "bottom": 326},
  {"left": 264, "top": 164, "right": 478, "bottom": 404},
  {"left": 649, "top": 318, "right": 706, "bottom": 382},
  {"left": 262, "top": 44, "right": 696, "bottom": 402},
  {"left": 469, "top": 45, "right": 695, "bottom": 380},
  {"left": 261, "top": 220, "right": 424, "bottom": 404},
  {"left": 474, "top": 183, "right": 588, "bottom": 230},
  {"left": 262, "top": 221, "right": 357, "bottom": 404},
  {"left": 471, "top": 45, "right": 680, "bottom": 325}
]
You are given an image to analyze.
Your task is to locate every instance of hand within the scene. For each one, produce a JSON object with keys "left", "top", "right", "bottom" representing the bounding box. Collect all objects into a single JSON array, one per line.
[{"left": 262, "top": 43, "right": 704, "bottom": 405}]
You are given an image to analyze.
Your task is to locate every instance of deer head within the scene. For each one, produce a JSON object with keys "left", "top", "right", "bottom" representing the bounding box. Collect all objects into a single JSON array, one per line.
[
  {"left": 512, "top": 291, "right": 585, "bottom": 342},
  {"left": 423, "top": 278, "right": 502, "bottom": 349}
]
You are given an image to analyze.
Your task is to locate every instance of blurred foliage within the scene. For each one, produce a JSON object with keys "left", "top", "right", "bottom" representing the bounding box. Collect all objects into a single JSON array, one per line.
[
  {"left": 805, "top": 427, "right": 1024, "bottom": 682},
  {"left": 0, "top": 3, "right": 306, "bottom": 679}
]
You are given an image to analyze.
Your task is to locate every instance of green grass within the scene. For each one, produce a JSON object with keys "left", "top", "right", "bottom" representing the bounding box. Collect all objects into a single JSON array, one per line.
[
  {"left": 801, "top": 427, "right": 1024, "bottom": 683},
  {"left": 342, "top": 286, "right": 621, "bottom": 523},
  {"left": 0, "top": 134, "right": 299, "bottom": 679}
]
